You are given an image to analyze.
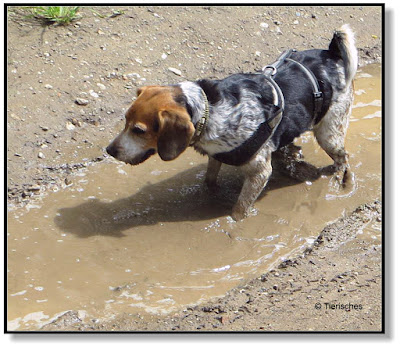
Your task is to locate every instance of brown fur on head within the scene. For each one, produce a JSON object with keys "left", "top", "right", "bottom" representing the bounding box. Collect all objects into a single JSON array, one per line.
[{"left": 106, "top": 86, "right": 195, "bottom": 165}]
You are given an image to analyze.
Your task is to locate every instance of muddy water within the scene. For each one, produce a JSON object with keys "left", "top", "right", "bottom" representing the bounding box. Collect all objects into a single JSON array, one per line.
[{"left": 7, "top": 64, "right": 382, "bottom": 330}]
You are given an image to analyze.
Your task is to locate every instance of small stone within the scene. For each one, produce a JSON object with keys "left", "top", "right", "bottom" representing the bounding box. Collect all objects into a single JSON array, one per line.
[
  {"left": 66, "top": 121, "right": 75, "bottom": 130},
  {"left": 45, "top": 84, "right": 53, "bottom": 89},
  {"left": 293, "top": 20, "right": 299, "bottom": 25},
  {"left": 97, "top": 83, "right": 106, "bottom": 90},
  {"left": 38, "top": 152, "right": 45, "bottom": 159},
  {"left": 40, "top": 126, "right": 49, "bottom": 131},
  {"left": 89, "top": 90, "right": 99, "bottom": 98},
  {"left": 260, "top": 22, "right": 269, "bottom": 29},
  {"left": 168, "top": 67, "right": 182, "bottom": 76},
  {"left": 75, "top": 98, "right": 89, "bottom": 106},
  {"left": 161, "top": 53, "right": 168, "bottom": 60},
  {"left": 255, "top": 51, "right": 261, "bottom": 57},
  {"left": 27, "top": 185, "right": 41, "bottom": 192},
  {"left": 71, "top": 118, "right": 81, "bottom": 127},
  {"left": 126, "top": 72, "right": 141, "bottom": 79}
]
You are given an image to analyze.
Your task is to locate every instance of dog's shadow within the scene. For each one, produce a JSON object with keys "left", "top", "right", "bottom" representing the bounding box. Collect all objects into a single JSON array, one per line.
[{"left": 54, "top": 154, "right": 329, "bottom": 238}]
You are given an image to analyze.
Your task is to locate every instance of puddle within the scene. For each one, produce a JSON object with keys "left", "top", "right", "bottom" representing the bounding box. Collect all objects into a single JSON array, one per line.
[{"left": 7, "top": 64, "right": 382, "bottom": 330}]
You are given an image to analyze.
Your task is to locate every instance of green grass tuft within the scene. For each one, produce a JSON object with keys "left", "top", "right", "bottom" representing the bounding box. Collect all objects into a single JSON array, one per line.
[{"left": 28, "top": 6, "right": 81, "bottom": 25}]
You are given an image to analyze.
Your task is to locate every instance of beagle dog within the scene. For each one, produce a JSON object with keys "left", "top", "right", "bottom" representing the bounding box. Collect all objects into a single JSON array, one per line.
[{"left": 106, "top": 25, "right": 358, "bottom": 221}]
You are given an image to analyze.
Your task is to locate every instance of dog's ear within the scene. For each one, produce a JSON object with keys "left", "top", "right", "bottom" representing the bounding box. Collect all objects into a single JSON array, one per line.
[{"left": 157, "top": 109, "right": 195, "bottom": 161}]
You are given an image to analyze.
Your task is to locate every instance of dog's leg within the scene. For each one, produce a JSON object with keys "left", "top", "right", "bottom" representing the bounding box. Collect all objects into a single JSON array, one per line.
[
  {"left": 205, "top": 156, "right": 222, "bottom": 188},
  {"left": 313, "top": 92, "right": 353, "bottom": 185},
  {"left": 232, "top": 150, "right": 272, "bottom": 221}
]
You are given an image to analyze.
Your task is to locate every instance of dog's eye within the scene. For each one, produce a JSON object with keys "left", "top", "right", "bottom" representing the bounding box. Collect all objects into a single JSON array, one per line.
[{"left": 132, "top": 126, "right": 146, "bottom": 135}]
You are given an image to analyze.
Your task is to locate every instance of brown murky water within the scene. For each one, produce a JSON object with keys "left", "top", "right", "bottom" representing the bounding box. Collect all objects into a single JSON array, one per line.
[{"left": 7, "top": 64, "right": 381, "bottom": 330}]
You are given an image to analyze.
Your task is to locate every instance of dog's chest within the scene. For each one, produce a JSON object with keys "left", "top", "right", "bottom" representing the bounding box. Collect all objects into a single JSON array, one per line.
[{"left": 193, "top": 96, "right": 273, "bottom": 165}]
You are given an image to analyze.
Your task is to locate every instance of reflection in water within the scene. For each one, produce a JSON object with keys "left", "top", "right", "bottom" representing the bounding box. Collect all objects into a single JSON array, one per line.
[{"left": 7, "top": 64, "right": 381, "bottom": 330}]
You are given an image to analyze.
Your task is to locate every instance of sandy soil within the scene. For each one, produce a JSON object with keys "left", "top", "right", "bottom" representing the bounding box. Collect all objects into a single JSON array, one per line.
[{"left": 6, "top": 5, "right": 382, "bottom": 332}]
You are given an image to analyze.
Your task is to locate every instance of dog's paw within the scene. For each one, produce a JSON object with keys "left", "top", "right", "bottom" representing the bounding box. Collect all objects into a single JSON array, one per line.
[{"left": 335, "top": 167, "right": 354, "bottom": 188}]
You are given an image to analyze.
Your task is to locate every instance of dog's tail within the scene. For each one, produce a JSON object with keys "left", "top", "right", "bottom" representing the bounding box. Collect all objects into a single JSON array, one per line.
[{"left": 329, "top": 24, "right": 358, "bottom": 89}]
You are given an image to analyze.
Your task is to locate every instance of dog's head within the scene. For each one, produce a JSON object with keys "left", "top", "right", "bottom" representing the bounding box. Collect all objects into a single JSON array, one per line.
[{"left": 106, "top": 86, "right": 195, "bottom": 165}]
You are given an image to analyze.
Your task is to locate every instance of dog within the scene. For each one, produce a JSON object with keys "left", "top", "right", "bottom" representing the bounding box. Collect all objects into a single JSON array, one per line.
[{"left": 106, "top": 25, "right": 358, "bottom": 221}]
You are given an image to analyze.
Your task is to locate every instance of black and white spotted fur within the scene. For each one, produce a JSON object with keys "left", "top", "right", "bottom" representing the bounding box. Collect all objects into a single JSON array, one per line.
[{"left": 177, "top": 24, "right": 358, "bottom": 220}]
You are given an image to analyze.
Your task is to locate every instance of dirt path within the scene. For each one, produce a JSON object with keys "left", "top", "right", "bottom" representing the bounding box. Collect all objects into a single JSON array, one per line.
[{"left": 7, "top": 5, "right": 382, "bottom": 332}]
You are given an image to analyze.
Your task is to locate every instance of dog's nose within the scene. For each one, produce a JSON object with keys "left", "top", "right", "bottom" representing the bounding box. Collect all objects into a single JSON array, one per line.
[{"left": 106, "top": 145, "right": 118, "bottom": 158}]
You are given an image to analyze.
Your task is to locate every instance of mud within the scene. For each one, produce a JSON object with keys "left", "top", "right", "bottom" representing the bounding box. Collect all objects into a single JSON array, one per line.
[
  {"left": 6, "top": 6, "right": 382, "bottom": 332},
  {"left": 7, "top": 62, "right": 381, "bottom": 332}
]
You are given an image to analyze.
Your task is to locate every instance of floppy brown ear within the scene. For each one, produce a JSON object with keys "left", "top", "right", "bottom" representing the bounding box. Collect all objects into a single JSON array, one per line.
[{"left": 157, "top": 110, "right": 195, "bottom": 161}]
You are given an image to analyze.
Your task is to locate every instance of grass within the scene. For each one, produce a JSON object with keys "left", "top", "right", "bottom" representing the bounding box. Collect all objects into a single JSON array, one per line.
[{"left": 27, "top": 6, "right": 81, "bottom": 25}]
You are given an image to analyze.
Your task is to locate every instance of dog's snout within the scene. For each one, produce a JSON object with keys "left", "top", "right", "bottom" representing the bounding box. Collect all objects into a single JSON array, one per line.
[{"left": 106, "top": 144, "right": 118, "bottom": 158}]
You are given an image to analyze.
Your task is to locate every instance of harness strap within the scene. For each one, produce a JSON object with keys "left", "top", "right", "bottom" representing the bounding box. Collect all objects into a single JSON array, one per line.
[
  {"left": 284, "top": 58, "right": 323, "bottom": 119},
  {"left": 204, "top": 50, "right": 324, "bottom": 166},
  {"left": 262, "top": 49, "right": 324, "bottom": 121}
]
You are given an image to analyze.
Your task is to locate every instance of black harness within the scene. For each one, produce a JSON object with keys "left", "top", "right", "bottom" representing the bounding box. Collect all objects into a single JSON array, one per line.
[{"left": 212, "top": 49, "right": 323, "bottom": 166}]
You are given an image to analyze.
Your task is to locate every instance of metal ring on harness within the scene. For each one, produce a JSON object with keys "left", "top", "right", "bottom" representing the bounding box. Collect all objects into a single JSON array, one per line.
[{"left": 262, "top": 65, "right": 277, "bottom": 76}]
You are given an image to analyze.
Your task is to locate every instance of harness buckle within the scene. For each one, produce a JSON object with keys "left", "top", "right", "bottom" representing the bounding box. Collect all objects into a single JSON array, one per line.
[{"left": 314, "top": 91, "right": 323, "bottom": 99}]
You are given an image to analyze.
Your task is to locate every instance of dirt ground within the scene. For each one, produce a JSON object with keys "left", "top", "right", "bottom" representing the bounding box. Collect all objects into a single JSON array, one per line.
[{"left": 6, "top": 5, "right": 382, "bottom": 332}]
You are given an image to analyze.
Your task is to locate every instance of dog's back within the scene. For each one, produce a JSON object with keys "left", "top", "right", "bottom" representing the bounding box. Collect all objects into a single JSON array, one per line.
[{"left": 270, "top": 25, "right": 358, "bottom": 149}]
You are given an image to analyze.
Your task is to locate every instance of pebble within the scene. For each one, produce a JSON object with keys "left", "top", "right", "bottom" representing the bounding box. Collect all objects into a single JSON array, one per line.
[
  {"left": 66, "top": 121, "right": 75, "bottom": 130},
  {"left": 125, "top": 72, "right": 141, "bottom": 79},
  {"left": 293, "top": 20, "right": 299, "bottom": 25},
  {"left": 71, "top": 118, "right": 81, "bottom": 127},
  {"left": 161, "top": 53, "right": 168, "bottom": 60},
  {"left": 260, "top": 22, "right": 269, "bottom": 29},
  {"left": 38, "top": 152, "right": 45, "bottom": 159},
  {"left": 75, "top": 98, "right": 89, "bottom": 106},
  {"left": 89, "top": 90, "right": 99, "bottom": 98},
  {"left": 96, "top": 83, "right": 106, "bottom": 90},
  {"left": 168, "top": 67, "right": 182, "bottom": 76},
  {"left": 27, "top": 185, "right": 41, "bottom": 192},
  {"left": 44, "top": 84, "right": 53, "bottom": 89}
]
